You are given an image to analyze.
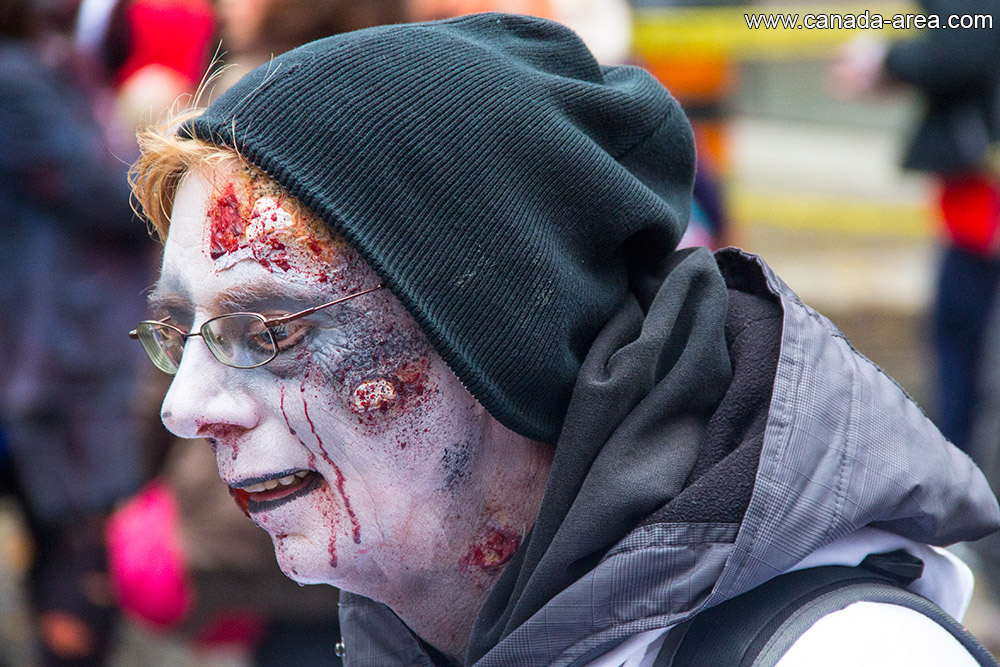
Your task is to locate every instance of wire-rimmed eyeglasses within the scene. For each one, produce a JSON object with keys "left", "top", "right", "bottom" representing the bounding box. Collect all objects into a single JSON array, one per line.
[{"left": 129, "top": 284, "right": 383, "bottom": 374}]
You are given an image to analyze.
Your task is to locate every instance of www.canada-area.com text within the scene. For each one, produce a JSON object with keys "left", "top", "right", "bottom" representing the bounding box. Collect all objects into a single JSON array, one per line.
[{"left": 745, "top": 11, "right": 993, "bottom": 30}]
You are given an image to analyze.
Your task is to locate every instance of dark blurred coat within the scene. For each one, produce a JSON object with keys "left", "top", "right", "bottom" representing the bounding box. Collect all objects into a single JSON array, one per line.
[
  {"left": 885, "top": 0, "right": 1000, "bottom": 173},
  {"left": 0, "top": 36, "right": 149, "bottom": 522}
]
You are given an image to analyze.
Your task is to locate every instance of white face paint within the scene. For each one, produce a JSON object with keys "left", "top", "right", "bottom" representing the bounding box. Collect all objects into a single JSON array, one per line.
[{"left": 155, "top": 163, "right": 550, "bottom": 623}]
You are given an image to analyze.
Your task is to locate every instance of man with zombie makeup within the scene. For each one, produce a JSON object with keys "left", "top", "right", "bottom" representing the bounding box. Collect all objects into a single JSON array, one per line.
[{"left": 127, "top": 14, "right": 1000, "bottom": 667}]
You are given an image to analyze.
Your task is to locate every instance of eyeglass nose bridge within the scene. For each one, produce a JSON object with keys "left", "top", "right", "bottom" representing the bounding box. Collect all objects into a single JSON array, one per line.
[{"left": 175, "top": 326, "right": 229, "bottom": 371}]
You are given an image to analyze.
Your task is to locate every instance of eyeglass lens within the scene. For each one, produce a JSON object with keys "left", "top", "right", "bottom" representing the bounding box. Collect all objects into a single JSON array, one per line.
[
  {"left": 135, "top": 314, "right": 278, "bottom": 374},
  {"left": 135, "top": 323, "right": 184, "bottom": 374},
  {"left": 202, "top": 314, "right": 277, "bottom": 369}
]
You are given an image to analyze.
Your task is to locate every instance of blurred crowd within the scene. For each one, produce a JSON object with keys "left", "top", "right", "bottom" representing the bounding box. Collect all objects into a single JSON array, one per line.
[
  {"left": 0, "top": 0, "right": 997, "bottom": 665},
  {"left": 830, "top": 0, "right": 1000, "bottom": 641},
  {"left": 0, "top": 2, "right": 364, "bottom": 665}
]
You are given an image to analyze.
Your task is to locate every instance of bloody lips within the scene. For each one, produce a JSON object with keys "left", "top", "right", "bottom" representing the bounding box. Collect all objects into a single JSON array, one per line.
[{"left": 229, "top": 470, "right": 323, "bottom": 516}]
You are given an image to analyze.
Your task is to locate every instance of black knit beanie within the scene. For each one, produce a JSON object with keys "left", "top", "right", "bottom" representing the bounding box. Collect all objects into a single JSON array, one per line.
[{"left": 184, "top": 13, "right": 695, "bottom": 444}]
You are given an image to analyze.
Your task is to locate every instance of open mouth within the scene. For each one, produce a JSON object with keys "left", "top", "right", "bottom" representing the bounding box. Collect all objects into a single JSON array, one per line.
[{"left": 229, "top": 470, "right": 323, "bottom": 516}]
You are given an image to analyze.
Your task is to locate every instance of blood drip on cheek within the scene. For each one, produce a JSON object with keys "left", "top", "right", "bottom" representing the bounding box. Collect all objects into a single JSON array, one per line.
[
  {"left": 329, "top": 461, "right": 361, "bottom": 545},
  {"left": 280, "top": 387, "right": 297, "bottom": 436},
  {"left": 301, "top": 383, "right": 330, "bottom": 459},
  {"left": 315, "top": 461, "right": 362, "bottom": 569},
  {"left": 298, "top": 387, "right": 362, "bottom": 565},
  {"left": 288, "top": 433, "right": 352, "bottom": 570},
  {"left": 208, "top": 182, "right": 245, "bottom": 260},
  {"left": 459, "top": 527, "right": 521, "bottom": 573}
]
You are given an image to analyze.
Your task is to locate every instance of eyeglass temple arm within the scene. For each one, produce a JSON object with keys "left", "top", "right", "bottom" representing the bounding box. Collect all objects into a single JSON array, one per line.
[
  {"left": 129, "top": 286, "right": 383, "bottom": 337},
  {"left": 265, "top": 284, "right": 383, "bottom": 327}
]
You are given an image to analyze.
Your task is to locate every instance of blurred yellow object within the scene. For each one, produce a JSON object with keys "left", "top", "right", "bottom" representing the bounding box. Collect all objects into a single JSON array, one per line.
[
  {"left": 729, "top": 184, "right": 934, "bottom": 238},
  {"left": 634, "top": 3, "right": 918, "bottom": 61}
]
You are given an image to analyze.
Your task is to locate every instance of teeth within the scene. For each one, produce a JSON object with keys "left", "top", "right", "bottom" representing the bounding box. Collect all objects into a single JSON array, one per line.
[{"left": 241, "top": 471, "right": 310, "bottom": 494}]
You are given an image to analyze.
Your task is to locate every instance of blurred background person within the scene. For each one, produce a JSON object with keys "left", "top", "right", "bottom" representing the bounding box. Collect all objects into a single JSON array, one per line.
[
  {"left": 214, "top": 0, "right": 407, "bottom": 90},
  {"left": 832, "top": 0, "right": 1000, "bottom": 456},
  {"left": 406, "top": 0, "right": 632, "bottom": 64},
  {"left": 0, "top": 0, "right": 152, "bottom": 663},
  {"left": 71, "top": 0, "right": 215, "bottom": 143},
  {"left": 1, "top": 0, "right": 215, "bottom": 664},
  {"left": 831, "top": 0, "right": 1000, "bottom": 651}
]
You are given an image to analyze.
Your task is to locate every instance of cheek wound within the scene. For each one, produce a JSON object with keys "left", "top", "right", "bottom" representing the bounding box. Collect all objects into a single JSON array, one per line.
[
  {"left": 351, "top": 379, "right": 398, "bottom": 413},
  {"left": 340, "top": 358, "right": 437, "bottom": 443},
  {"left": 345, "top": 358, "right": 434, "bottom": 430}
]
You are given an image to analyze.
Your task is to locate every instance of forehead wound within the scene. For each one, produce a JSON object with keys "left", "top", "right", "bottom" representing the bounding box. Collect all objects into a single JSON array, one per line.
[{"left": 205, "top": 165, "right": 356, "bottom": 280}]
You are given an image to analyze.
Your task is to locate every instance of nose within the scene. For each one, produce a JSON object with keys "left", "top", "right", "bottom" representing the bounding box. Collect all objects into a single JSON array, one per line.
[{"left": 161, "top": 335, "right": 259, "bottom": 439}]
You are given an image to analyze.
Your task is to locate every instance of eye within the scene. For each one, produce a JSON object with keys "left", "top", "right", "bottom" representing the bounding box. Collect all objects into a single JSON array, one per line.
[
  {"left": 248, "top": 319, "right": 311, "bottom": 355},
  {"left": 269, "top": 321, "right": 311, "bottom": 351}
]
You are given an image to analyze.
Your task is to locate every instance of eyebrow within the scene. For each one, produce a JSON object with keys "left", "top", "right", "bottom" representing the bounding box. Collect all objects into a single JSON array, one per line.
[
  {"left": 147, "top": 275, "right": 191, "bottom": 313},
  {"left": 147, "top": 275, "right": 320, "bottom": 315},
  {"left": 213, "top": 282, "right": 307, "bottom": 311}
]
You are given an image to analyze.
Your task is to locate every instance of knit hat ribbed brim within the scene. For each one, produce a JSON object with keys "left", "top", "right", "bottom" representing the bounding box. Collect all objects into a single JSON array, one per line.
[{"left": 184, "top": 13, "right": 695, "bottom": 443}]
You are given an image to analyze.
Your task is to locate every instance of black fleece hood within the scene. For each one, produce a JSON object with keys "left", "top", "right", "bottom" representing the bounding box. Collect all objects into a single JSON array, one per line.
[{"left": 183, "top": 13, "right": 696, "bottom": 444}]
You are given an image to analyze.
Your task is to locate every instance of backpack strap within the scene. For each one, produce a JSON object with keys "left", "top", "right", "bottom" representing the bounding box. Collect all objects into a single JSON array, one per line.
[{"left": 661, "top": 550, "right": 999, "bottom": 667}]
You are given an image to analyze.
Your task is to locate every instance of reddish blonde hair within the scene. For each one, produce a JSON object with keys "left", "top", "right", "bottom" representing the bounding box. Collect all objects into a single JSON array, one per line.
[{"left": 129, "top": 108, "right": 242, "bottom": 240}]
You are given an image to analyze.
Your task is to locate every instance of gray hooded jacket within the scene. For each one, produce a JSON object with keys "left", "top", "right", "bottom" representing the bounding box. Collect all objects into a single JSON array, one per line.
[{"left": 337, "top": 248, "right": 1000, "bottom": 666}]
